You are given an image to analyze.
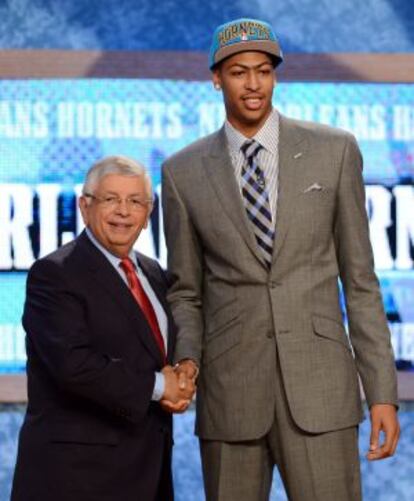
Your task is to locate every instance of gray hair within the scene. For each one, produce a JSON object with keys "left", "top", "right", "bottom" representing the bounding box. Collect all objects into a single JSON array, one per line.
[{"left": 82, "top": 155, "right": 152, "bottom": 197}]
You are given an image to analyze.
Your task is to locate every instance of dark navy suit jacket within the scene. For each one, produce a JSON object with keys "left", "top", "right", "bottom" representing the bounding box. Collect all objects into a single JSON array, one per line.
[{"left": 12, "top": 230, "right": 175, "bottom": 501}]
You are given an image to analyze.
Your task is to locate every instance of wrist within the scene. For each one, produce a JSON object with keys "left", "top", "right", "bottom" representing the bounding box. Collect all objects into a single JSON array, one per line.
[{"left": 175, "top": 358, "right": 199, "bottom": 379}]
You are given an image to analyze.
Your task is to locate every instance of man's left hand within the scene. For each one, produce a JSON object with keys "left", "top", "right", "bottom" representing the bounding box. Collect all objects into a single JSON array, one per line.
[
  {"left": 367, "top": 403, "right": 400, "bottom": 460},
  {"left": 160, "top": 398, "right": 190, "bottom": 414}
]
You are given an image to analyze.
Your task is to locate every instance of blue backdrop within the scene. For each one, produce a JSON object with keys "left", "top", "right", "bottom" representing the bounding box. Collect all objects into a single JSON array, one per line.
[
  {"left": 0, "top": 0, "right": 413, "bottom": 52},
  {"left": 0, "top": 1, "right": 413, "bottom": 500}
]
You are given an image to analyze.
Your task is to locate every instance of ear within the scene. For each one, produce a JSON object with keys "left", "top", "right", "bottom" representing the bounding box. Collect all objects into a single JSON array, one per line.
[
  {"left": 78, "top": 196, "right": 89, "bottom": 225},
  {"left": 212, "top": 70, "right": 222, "bottom": 90}
]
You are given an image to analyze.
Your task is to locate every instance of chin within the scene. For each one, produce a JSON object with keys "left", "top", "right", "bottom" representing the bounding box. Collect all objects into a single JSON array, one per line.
[
  {"left": 245, "top": 111, "right": 265, "bottom": 120},
  {"left": 241, "top": 106, "right": 269, "bottom": 120},
  {"left": 108, "top": 235, "right": 132, "bottom": 247},
  {"left": 241, "top": 113, "right": 267, "bottom": 126}
]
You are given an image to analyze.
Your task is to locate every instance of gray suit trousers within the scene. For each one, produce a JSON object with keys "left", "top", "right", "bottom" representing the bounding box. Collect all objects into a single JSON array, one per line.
[{"left": 200, "top": 350, "right": 362, "bottom": 501}]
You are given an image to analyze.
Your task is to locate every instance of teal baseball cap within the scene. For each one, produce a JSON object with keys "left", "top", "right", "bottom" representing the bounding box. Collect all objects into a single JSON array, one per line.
[{"left": 209, "top": 18, "right": 283, "bottom": 70}]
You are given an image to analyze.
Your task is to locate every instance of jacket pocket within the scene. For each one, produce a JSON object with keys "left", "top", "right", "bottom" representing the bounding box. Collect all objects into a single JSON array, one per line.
[
  {"left": 207, "top": 297, "right": 238, "bottom": 334},
  {"left": 312, "top": 315, "right": 352, "bottom": 352},
  {"left": 49, "top": 423, "right": 119, "bottom": 445},
  {"left": 203, "top": 318, "right": 240, "bottom": 364}
]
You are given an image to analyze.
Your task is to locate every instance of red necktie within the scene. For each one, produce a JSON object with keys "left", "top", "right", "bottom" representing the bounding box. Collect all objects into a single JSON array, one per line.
[{"left": 120, "top": 257, "right": 166, "bottom": 362}]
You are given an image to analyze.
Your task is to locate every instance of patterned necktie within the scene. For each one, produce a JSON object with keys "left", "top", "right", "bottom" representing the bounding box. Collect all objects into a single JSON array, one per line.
[
  {"left": 241, "top": 140, "right": 275, "bottom": 268},
  {"left": 120, "top": 257, "right": 166, "bottom": 362}
]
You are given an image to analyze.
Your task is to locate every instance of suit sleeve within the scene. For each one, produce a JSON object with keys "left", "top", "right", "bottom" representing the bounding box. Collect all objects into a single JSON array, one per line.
[
  {"left": 162, "top": 161, "right": 204, "bottom": 365},
  {"left": 23, "top": 258, "right": 155, "bottom": 424},
  {"left": 334, "top": 133, "right": 398, "bottom": 407}
]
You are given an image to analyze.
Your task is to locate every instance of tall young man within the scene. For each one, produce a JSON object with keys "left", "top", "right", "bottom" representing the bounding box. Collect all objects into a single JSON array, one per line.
[{"left": 162, "top": 19, "right": 399, "bottom": 500}]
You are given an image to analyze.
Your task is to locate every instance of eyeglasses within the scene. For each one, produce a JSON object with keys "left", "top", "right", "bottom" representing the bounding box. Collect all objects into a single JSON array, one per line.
[{"left": 84, "top": 193, "right": 153, "bottom": 211}]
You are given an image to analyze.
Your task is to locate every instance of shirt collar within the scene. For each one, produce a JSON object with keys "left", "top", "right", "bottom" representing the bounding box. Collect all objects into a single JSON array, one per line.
[
  {"left": 224, "top": 108, "right": 279, "bottom": 156},
  {"left": 85, "top": 227, "right": 138, "bottom": 269}
]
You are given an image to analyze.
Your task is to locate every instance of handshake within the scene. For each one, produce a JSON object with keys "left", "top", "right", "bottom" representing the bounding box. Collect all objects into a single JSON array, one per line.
[{"left": 160, "top": 359, "right": 198, "bottom": 414}]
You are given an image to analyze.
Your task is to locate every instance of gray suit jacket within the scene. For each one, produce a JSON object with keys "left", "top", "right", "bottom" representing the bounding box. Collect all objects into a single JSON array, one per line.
[{"left": 162, "top": 114, "right": 398, "bottom": 441}]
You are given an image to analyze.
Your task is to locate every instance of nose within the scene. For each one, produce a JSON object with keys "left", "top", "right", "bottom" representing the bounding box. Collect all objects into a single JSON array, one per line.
[
  {"left": 114, "top": 198, "right": 130, "bottom": 216},
  {"left": 245, "top": 70, "right": 260, "bottom": 91}
]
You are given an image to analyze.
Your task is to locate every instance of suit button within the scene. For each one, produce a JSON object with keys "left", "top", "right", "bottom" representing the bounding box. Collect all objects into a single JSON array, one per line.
[
  {"left": 118, "top": 408, "right": 128, "bottom": 417},
  {"left": 269, "top": 281, "right": 282, "bottom": 288},
  {"left": 266, "top": 330, "right": 274, "bottom": 339}
]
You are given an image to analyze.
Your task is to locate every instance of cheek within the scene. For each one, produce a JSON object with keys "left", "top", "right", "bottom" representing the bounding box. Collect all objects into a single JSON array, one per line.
[
  {"left": 140, "top": 214, "right": 149, "bottom": 229},
  {"left": 222, "top": 80, "right": 240, "bottom": 98},
  {"left": 96, "top": 215, "right": 113, "bottom": 235},
  {"left": 132, "top": 213, "right": 149, "bottom": 231},
  {"left": 225, "top": 91, "right": 242, "bottom": 111}
]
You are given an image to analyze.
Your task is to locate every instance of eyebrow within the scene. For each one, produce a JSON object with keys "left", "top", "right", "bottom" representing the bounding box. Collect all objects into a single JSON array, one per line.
[
  {"left": 228, "top": 61, "right": 273, "bottom": 70},
  {"left": 100, "top": 190, "right": 144, "bottom": 197}
]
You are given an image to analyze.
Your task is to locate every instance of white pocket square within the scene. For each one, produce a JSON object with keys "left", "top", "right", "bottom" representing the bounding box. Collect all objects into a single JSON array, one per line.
[{"left": 303, "top": 182, "right": 324, "bottom": 193}]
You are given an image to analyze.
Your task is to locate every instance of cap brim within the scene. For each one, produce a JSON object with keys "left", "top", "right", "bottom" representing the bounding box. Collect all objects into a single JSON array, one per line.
[{"left": 211, "top": 40, "right": 283, "bottom": 69}]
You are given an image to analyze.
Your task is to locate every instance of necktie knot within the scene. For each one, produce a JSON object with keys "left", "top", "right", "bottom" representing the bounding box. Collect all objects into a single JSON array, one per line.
[
  {"left": 120, "top": 257, "right": 135, "bottom": 274},
  {"left": 241, "top": 140, "right": 263, "bottom": 161}
]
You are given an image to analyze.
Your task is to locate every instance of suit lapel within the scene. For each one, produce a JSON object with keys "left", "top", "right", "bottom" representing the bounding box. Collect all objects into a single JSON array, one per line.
[
  {"left": 75, "top": 232, "right": 165, "bottom": 366},
  {"left": 271, "top": 115, "right": 308, "bottom": 266},
  {"left": 202, "top": 128, "right": 266, "bottom": 266}
]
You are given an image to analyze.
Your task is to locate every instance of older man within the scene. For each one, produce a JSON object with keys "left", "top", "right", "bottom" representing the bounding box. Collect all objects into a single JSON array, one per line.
[
  {"left": 11, "top": 156, "right": 194, "bottom": 501},
  {"left": 162, "top": 17, "right": 399, "bottom": 501}
]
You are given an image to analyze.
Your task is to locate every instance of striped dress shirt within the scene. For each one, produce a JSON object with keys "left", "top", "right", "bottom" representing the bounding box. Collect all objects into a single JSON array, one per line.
[{"left": 224, "top": 108, "right": 280, "bottom": 230}]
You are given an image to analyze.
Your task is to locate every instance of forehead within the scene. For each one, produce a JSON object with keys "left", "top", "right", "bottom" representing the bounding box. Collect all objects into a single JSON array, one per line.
[
  {"left": 95, "top": 173, "right": 145, "bottom": 193},
  {"left": 221, "top": 51, "right": 273, "bottom": 69}
]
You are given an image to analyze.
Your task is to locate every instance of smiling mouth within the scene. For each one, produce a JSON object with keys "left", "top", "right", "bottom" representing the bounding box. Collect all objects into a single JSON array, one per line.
[
  {"left": 242, "top": 96, "right": 263, "bottom": 109},
  {"left": 108, "top": 222, "right": 133, "bottom": 230}
]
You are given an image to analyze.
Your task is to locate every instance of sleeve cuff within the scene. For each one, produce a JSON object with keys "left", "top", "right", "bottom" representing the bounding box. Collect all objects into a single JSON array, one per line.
[{"left": 152, "top": 372, "right": 165, "bottom": 401}]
